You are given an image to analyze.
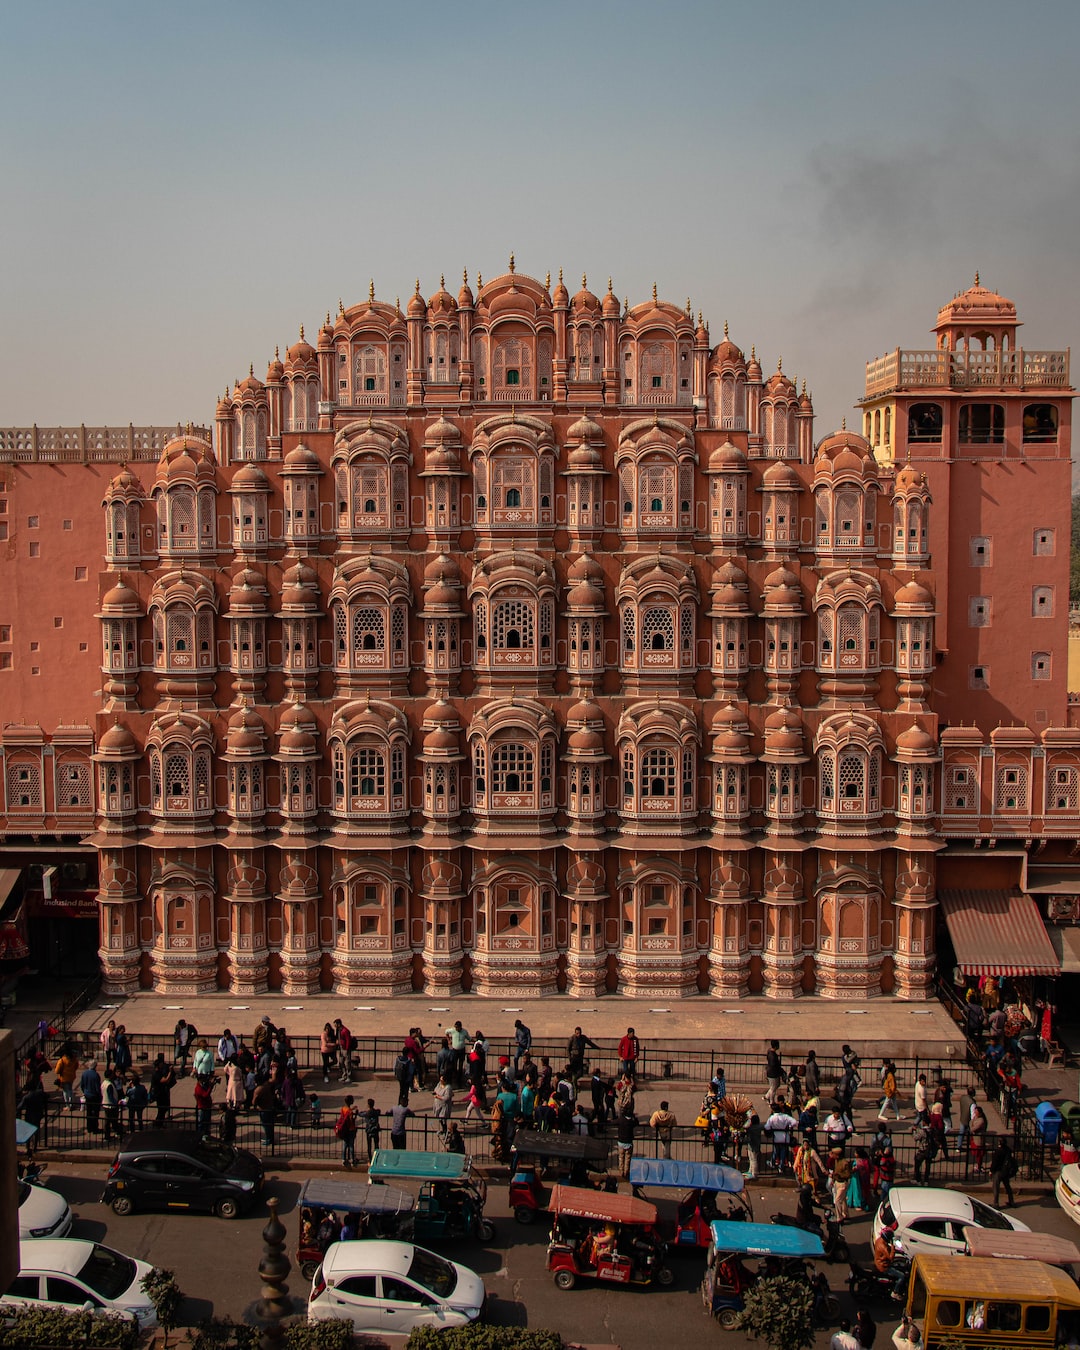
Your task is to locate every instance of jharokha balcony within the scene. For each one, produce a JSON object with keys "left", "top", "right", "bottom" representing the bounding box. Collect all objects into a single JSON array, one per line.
[{"left": 863, "top": 347, "right": 1070, "bottom": 399}]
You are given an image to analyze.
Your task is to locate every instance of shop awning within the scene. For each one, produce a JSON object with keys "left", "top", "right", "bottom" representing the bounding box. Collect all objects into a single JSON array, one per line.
[
  {"left": 1025, "top": 866, "right": 1080, "bottom": 895},
  {"left": 938, "top": 889, "right": 1060, "bottom": 977},
  {"left": 1047, "top": 924, "right": 1080, "bottom": 975}
]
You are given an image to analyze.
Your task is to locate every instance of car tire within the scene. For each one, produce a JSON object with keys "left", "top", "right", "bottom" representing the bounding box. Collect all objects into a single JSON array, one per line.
[
  {"left": 477, "top": 1219, "right": 496, "bottom": 1242},
  {"left": 110, "top": 1195, "right": 135, "bottom": 1217},
  {"left": 215, "top": 1197, "right": 240, "bottom": 1220},
  {"left": 514, "top": 1205, "right": 536, "bottom": 1225},
  {"left": 717, "top": 1308, "right": 740, "bottom": 1330},
  {"left": 656, "top": 1266, "right": 675, "bottom": 1287},
  {"left": 553, "top": 1269, "right": 576, "bottom": 1290},
  {"left": 300, "top": 1261, "right": 319, "bottom": 1280}
]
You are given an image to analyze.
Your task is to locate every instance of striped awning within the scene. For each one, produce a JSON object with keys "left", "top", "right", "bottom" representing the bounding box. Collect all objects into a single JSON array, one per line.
[{"left": 938, "top": 889, "right": 1060, "bottom": 977}]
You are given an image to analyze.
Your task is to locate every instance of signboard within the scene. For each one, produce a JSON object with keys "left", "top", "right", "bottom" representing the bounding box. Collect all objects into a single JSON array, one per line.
[{"left": 24, "top": 889, "right": 98, "bottom": 920}]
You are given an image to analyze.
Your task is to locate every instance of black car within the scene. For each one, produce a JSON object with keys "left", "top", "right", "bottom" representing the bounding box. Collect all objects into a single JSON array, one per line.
[{"left": 101, "top": 1130, "right": 263, "bottom": 1220}]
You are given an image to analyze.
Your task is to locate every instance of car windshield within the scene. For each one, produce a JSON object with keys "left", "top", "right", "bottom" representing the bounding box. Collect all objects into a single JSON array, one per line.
[
  {"left": 79, "top": 1245, "right": 137, "bottom": 1301},
  {"left": 193, "top": 1140, "right": 235, "bottom": 1172},
  {"left": 17, "top": 1182, "right": 30, "bottom": 1207},
  {"left": 407, "top": 1249, "right": 457, "bottom": 1299},
  {"left": 969, "top": 1198, "right": 1012, "bottom": 1230}
]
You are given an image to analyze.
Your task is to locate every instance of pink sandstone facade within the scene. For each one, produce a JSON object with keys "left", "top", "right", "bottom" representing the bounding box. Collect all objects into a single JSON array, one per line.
[{"left": 0, "top": 268, "right": 1075, "bottom": 998}]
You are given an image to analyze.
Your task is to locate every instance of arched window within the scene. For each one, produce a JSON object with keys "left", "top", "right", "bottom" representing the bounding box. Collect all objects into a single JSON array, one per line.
[{"left": 640, "top": 747, "right": 675, "bottom": 797}]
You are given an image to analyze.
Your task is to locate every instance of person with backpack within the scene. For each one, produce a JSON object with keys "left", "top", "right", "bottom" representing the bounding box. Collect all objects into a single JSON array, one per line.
[{"left": 335, "top": 1095, "right": 358, "bottom": 1166}]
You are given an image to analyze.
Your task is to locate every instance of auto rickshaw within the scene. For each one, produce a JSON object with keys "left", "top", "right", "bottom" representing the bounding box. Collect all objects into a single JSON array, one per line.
[
  {"left": 628, "top": 1157, "right": 752, "bottom": 1248},
  {"left": 701, "top": 1219, "right": 832, "bottom": 1329},
  {"left": 367, "top": 1149, "right": 495, "bottom": 1242},
  {"left": 546, "top": 1184, "right": 674, "bottom": 1291},
  {"left": 510, "top": 1129, "right": 612, "bottom": 1224},
  {"left": 295, "top": 1177, "right": 416, "bottom": 1278}
]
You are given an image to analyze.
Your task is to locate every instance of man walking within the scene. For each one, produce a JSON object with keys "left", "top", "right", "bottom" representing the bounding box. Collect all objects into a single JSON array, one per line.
[
  {"left": 649, "top": 1101, "right": 678, "bottom": 1159},
  {"left": 990, "top": 1136, "right": 1017, "bottom": 1207},
  {"left": 765, "top": 1040, "right": 783, "bottom": 1106},
  {"left": 618, "top": 1027, "right": 640, "bottom": 1081},
  {"left": 513, "top": 1020, "right": 532, "bottom": 1074},
  {"left": 567, "top": 1025, "right": 599, "bottom": 1080}
]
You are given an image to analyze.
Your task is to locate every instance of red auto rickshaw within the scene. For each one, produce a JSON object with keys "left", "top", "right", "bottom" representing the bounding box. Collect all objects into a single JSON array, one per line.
[
  {"left": 546, "top": 1184, "right": 674, "bottom": 1291},
  {"left": 509, "top": 1129, "right": 611, "bottom": 1224}
]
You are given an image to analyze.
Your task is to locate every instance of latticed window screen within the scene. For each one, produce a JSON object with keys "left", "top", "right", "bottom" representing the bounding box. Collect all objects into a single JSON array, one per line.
[
  {"left": 333, "top": 745, "right": 345, "bottom": 798},
  {"left": 472, "top": 743, "right": 486, "bottom": 790},
  {"left": 639, "top": 464, "right": 674, "bottom": 517},
  {"left": 640, "top": 342, "right": 672, "bottom": 391},
  {"left": 945, "top": 766, "right": 972, "bottom": 810},
  {"left": 335, "top": 467, "right": 349, "bottom": 517},
  {"left": 352, "top": 463, "right": 387, "bottom": 515},
  {"left": 493, "top": 459, "right": 534, "bottom": 508},
  {"left": 6, "top": 761, "right": 42, "bottom": 809},
  {"left": 169, "top": 490, "right": 195, "bottom": 546},
  {"left": 493, "top": 600, "right": 534, "bottom": 649},
  {"left": 196, "top": 612, "right": 213, "bottom": 655},
  {"left": 642, "top": 608, "right": 673, "bottom": 651},
  {"left": 1051, "top": 767, "right": 1079, "bottom": 811},
  {"left": 352, "top": 608, "right": 385, "bottom": 652},
  {"left": 151, "top": 755, "right": 162, "bottom": 805},
  {"left": 679, "top": 466, "right": 694, "bottom": 520},
  {"left": 839, "top": 607, "right": 862, "bottom": 655},
  {"left": 682, "top": 749, "right": 694, "bottom": 798},
  {"left": 680, "top": 605, "right": 694, "bottom": 652},
  {"left": 622, "top": 747, "right": 635, "bottom": 794},
  {"left": 391, "top": 745, "right": 405, "bottom": 797},
  {"left": 619, "top": 464, "right": 634, "bottom": 515},
  {"left": 869, "top": 753, "right": 880, "bottom": 804},
  {"left": 493, "top": 339, "right": 531, "bottom": 390},
  {"left": 165, "top": 753, "right": 190, "bottom": 799},
  {"left": 839, "top": 753, "right": 864, "bottom": 801},
  {"left": 492, "top": 743, "right": 534, "bottom": 793},
  {"left": 59, "top": 761, "right": 91, "bottom": 808},
  {"left": 333, "top": 605, "right": 347, "bottom": 659},
  {"left": 392, "top": 465, "right": 408, "bottom": 523},
  {"left": 820, "top": 755, "right": 835, "bottom": 802},
  {"left": 640, "top": 747, "right": 676, "bottom": 797},
  {"left": 539, "top": 603, "right": 552, "bottom": 649},
  {"left": 995, "top": 765, "right": 1028, "bottom": 810},
  {"left": 622, "top": 607, "right": 636, "bottom": 653},
  {"left": 391, "top": 607, "right": 406, "bottom": 652},
  {"left": 351, "top": 748, "right": 385, "bottom": 798},
  {"left": 540, "top": 742, "right": 554, "bottom": 791}
]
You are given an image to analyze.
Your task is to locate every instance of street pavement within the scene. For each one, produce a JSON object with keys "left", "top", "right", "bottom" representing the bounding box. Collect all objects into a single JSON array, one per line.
[{"left": 37, "top": 1157, "right": 1080, "bottom": 1349}]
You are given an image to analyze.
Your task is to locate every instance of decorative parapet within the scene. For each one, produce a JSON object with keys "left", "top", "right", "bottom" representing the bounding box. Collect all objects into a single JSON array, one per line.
[{"left": 0, "top": 425, "right": 210, "bottom": 463}]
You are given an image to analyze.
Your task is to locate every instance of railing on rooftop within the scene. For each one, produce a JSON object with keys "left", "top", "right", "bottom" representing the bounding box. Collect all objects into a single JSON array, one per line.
[
  {"left": 864, "top": 348, "right": 1070, "bottom": 399},
  {"left": 0, "top": 425, "right": 211, "bottom": 463}
]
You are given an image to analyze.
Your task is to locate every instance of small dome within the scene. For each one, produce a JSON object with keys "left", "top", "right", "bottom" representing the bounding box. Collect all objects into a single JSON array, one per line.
[
  {"left": 285, "top": 329, "right": 317, "bottom": 368},
  {"left": 458, "top": 273, "right": 474, "bottom": 308},
  {"left": 407, "top": 284, "right": 426, "bottom": 317},
  {"left": 763, "top": 566, "right": 802, "bottom": 609},
  {"left": 552, "top": 271, "right": 569, "bottom": 307},
  {"left": 424, "top": 724, "right": 460, "bottom": 752},
  {"left": 423, "top": 698, "right": 461, "bottom": 728},
  {"left": 266, "top": 351, "right": 284, "bottom": 382},
  {"left": 765, "top": 368, "right": 795, "bottom": 396},
  {"left": 896, "top": 723, "right": 936, "bottom": 753},
  {"left": 817, "top": 426, "right": 873, "bottom": 460},
  {"left": 100, "top": 582, "right": 141, "bottom": 614},
  {"left": 567, "top": 578, "right": 606, "bottom": 608},
  {"left": 567, "top": 726, "right": 604, "bottom": 752},
  {"left": 284, "top": 443, "right": 320, "bottom": 471},
  {"left": 713, "top": 561, "right": 748, "bottom": 588},
  {"left": 746, "top": 349, "right": 762, "bottom": 380},
  {"left": 937, "top": 277, "right": 1016, "bottom": 326},
  {"left": 98, "top": 722, "right": 138, "bottom": 754},
  {"left": 764, "top": 705, "right": 803, "bottom": 753},
  {"left": 763, "top": 460, "right": 800, "bottom": 490},
  {"left": 571, "top": 275, "right": 599, "bottom": 312},
  {"left": 602, "top": 282, "right": 620, "bottom": 318},
  {"left": 227, "top": 705, "right": 266, "bottom": 752},
  {"left": 712, "top": 336, "right": 744, "bottom": 367},
  {"left": 428, "top": 276, "right": 457, "bottom": 317},
  {"left": 894, "top": 579, "right": 934, "bottom": 608},
  {"left": 567, "top": 698, "right": 604, "bottom": 726},
  {"left": 231, "top": 462, "right": 270, "bottom": 490},
  {"left": 216, "top": 391, "right": 234, "bottom": 416},
  {"left": 424, "top": 578, "right": 462, "bottom": 607},
  {"left": 709, "top": 440, "right": 747, "bottom": 471},
  {"left": 567, "top": 554, "right": 603, "bottom": 584},
  {"left": 235, "top": 368, "right": 265, "bottom": 396},
  {"left": 567, "top": 414, "right": 603, "bottom": 443},
  {"left": 424, "top": 415, "right": 461, "bottom": 446},
  {"left": 894, "top": 463, "right": 926, "bottom": 492}
]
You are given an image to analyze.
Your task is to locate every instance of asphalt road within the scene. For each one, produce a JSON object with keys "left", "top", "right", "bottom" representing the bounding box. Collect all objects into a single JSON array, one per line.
[{"left": 32, "top": 1162, "right": 1080, "bottom": 1348}]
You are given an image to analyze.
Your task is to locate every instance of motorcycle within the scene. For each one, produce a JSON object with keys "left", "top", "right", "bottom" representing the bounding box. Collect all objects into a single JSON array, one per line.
[
  {"left": 847, "top": 1257, "right": 911, "bottom": 1305},
  {"left": 18, "top": 1159, "right": 47, "bottom": 1185},
  {"left": 771, "top": 1207, "right": 851, "bottom": 1264}
]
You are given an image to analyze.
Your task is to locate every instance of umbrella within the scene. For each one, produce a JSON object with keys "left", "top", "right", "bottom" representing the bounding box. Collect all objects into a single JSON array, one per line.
[{"left": 16, "top": 1119, "right": 38, "bottom": 1145}]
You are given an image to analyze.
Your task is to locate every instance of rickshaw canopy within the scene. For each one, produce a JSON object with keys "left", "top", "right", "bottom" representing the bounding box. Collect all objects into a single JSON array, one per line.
[
  {"left": 548, "top": 1184, "right": 657, "bottom": 1227},
  {"left": 708, "top": 1219, "right": 825, "bottom": 1259},
  {"left": 911, "top": 1252, "right": 1080, "bottom": 1304},
  {"left": 299, "top": 1177, "right": 415, "bottom": 1217},
  {"left": 513, "top": 1130, "right": 609, "bottom": 1165},
  {"left": 368, "top": 1150, "right": 472, "bottom": 1182},
  {"left": 629, "top": 1158, "right": 744, "bottom": 1194},
  {"left": 961, "top": 1226, "right": 1080, "bottom": 1268}
]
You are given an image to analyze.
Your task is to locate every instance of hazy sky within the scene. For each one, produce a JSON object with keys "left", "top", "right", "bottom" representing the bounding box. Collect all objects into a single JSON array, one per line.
[{"left": 2, "top": 0, "right": 1078, "bottom": 436}]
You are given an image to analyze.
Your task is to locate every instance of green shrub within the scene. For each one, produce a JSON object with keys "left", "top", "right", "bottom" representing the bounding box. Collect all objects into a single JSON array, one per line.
[
  {"left": 405, "top": 1329, "right": 564, "bottom": 1350},
  {"left": 733, "top": 1275, "right": 815, "bottom": 1350},
  {"left": 0, "top": 1306, "right": 139, "bottom": 1349},
  {"left": 283, "top": 1321, "right": 355, "bottom": 1350}
]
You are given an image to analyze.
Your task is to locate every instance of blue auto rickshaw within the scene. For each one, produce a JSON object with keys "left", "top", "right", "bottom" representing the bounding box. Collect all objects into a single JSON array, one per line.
[
  {"left": 628, "top": 1157, "right": 752, "bottom": 1246},
  {"left": 367, "top": 1149, "right": 495, "bottom": 1242},
  {"left": 701, "top": 1219, "right": 834, "bottom": 1329}
]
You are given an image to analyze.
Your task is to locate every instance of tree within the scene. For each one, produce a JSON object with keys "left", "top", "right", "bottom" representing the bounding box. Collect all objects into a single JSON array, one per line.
[
  {"left": 733, "top": 1275, "right": 815, "bottom": 1350},
  {"left": 141, "top": 1267, "right": 184, "bottom": 1348}
]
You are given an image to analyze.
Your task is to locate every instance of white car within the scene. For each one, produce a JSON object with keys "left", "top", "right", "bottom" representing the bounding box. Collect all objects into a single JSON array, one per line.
[
  {"left": 18, "top": 1182, "right": 72, "bottom": 1241},
  {"left": 1055, "top": 1162, "right": 1080, "bottom": 1226},
  {"left": 872, "top": 1186, "right": 1029, "bottom": 1257},
  {"left": 2, "top": 1240, "right": 157, "bottom": 1327},
  {"left": 309, "top": 1240, "right": 485, "bottom": 1334}
]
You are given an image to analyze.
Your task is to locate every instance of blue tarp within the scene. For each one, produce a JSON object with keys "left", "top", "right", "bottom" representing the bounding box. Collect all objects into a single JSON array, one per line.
[
  {"left": 708, "top": 1219, "right": 825, "bottom": 1258},
  {"left": 628, "top": 1157, "right": 744, "bottom": 1194}
]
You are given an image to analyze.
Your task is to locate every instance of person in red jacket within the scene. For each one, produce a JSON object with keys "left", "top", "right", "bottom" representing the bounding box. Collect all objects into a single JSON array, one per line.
[{"left": 618, "top": 1028, "right": 639, "bottom": 1081}]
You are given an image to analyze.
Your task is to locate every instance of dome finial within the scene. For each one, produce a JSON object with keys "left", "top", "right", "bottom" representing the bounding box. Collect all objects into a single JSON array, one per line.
[
  {"left": 750, "top": 344, "right": 756, "bottom": 360},
  {"left": 724, "top": 320, "right": 729, "bottom": 338},
  {"left": 477, "top": 271, "right": 483, "bottom": 289},
  {"left": 686, "top": 297, "right": 692, "bottom": 316},
  {"left": 582, "top": 272, "right": 587, "bottom": 290},
  {"left": 545, "top": 270, "right": 550, "bottom": 289},
  {"left": 652, "top": 281, "right": 658, "bottom": 303},
  {"left": 249, "top": 363, "right": 254, "bottom": 377},
  {"left": 439, "top": 274, "right": 445, "bottom": 289},
  {"left": 463, "top": 267, "right": 468, "bottom": 285},
  {"left": 974, "top": 269, "right": 980, "bottom": 286},
  {"left": 299, "top": 324, "right": 304, "bottom": 341},
  {"left": 339, "top": 297, "right": 344, "bottom": 314},
  {"left": 414, "top": 278, "right": 421, "bottom": 295},
  {"left": 275, "top": 345, "right": 279, "bottom": 359},
  {"left": 607, "top": 276, "right": 613, "bottom": 294},
  {"left": 508, "top": 252, "right": 515, "bottom": 274},
  {"left": 326, "top": 311, "right": 332, "bottom": 325},
  {"left": 369, "top": 279, "right": 375, "bottom": 303},
  {"left": 842, "top": 416, "right": 847, "bottom": 430},
  {"left": 623, "top": 296, "right": 629, "bottom": 318},
  {"left": 395, "top": 297, "right": 401, "bottom": 315},
  {"left": 777, "top": 355, "right": 782, "bottom": 373}
]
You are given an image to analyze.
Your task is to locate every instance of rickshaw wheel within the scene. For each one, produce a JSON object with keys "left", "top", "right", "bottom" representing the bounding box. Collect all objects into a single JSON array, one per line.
[
  {"left": 514, "top": 1205, "right": 536, "bottom": 1225},
  {"left": 477, "top": 1218, "right": 496, "bottom": 1242},
  {"left": 656, "top": 1266, "right": 676, "bottom": 1287},
  {"left": 554, "top": 1269, "right": 576, "bottom": 1290},
  {"left": 300, "top": 1261, "right": 319, "bottom": 1280},
  {"left": 820, "top": 1291, "right": 841, "bottom": 1319},
  {"left": 717, "top": 1308, "right": 740, "bottom": 1330}
]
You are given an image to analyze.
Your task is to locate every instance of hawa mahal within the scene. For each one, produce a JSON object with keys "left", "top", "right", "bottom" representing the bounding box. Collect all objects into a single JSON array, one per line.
[{"left": 0, "top": 265, "right": 1075, "bottom": 999}]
